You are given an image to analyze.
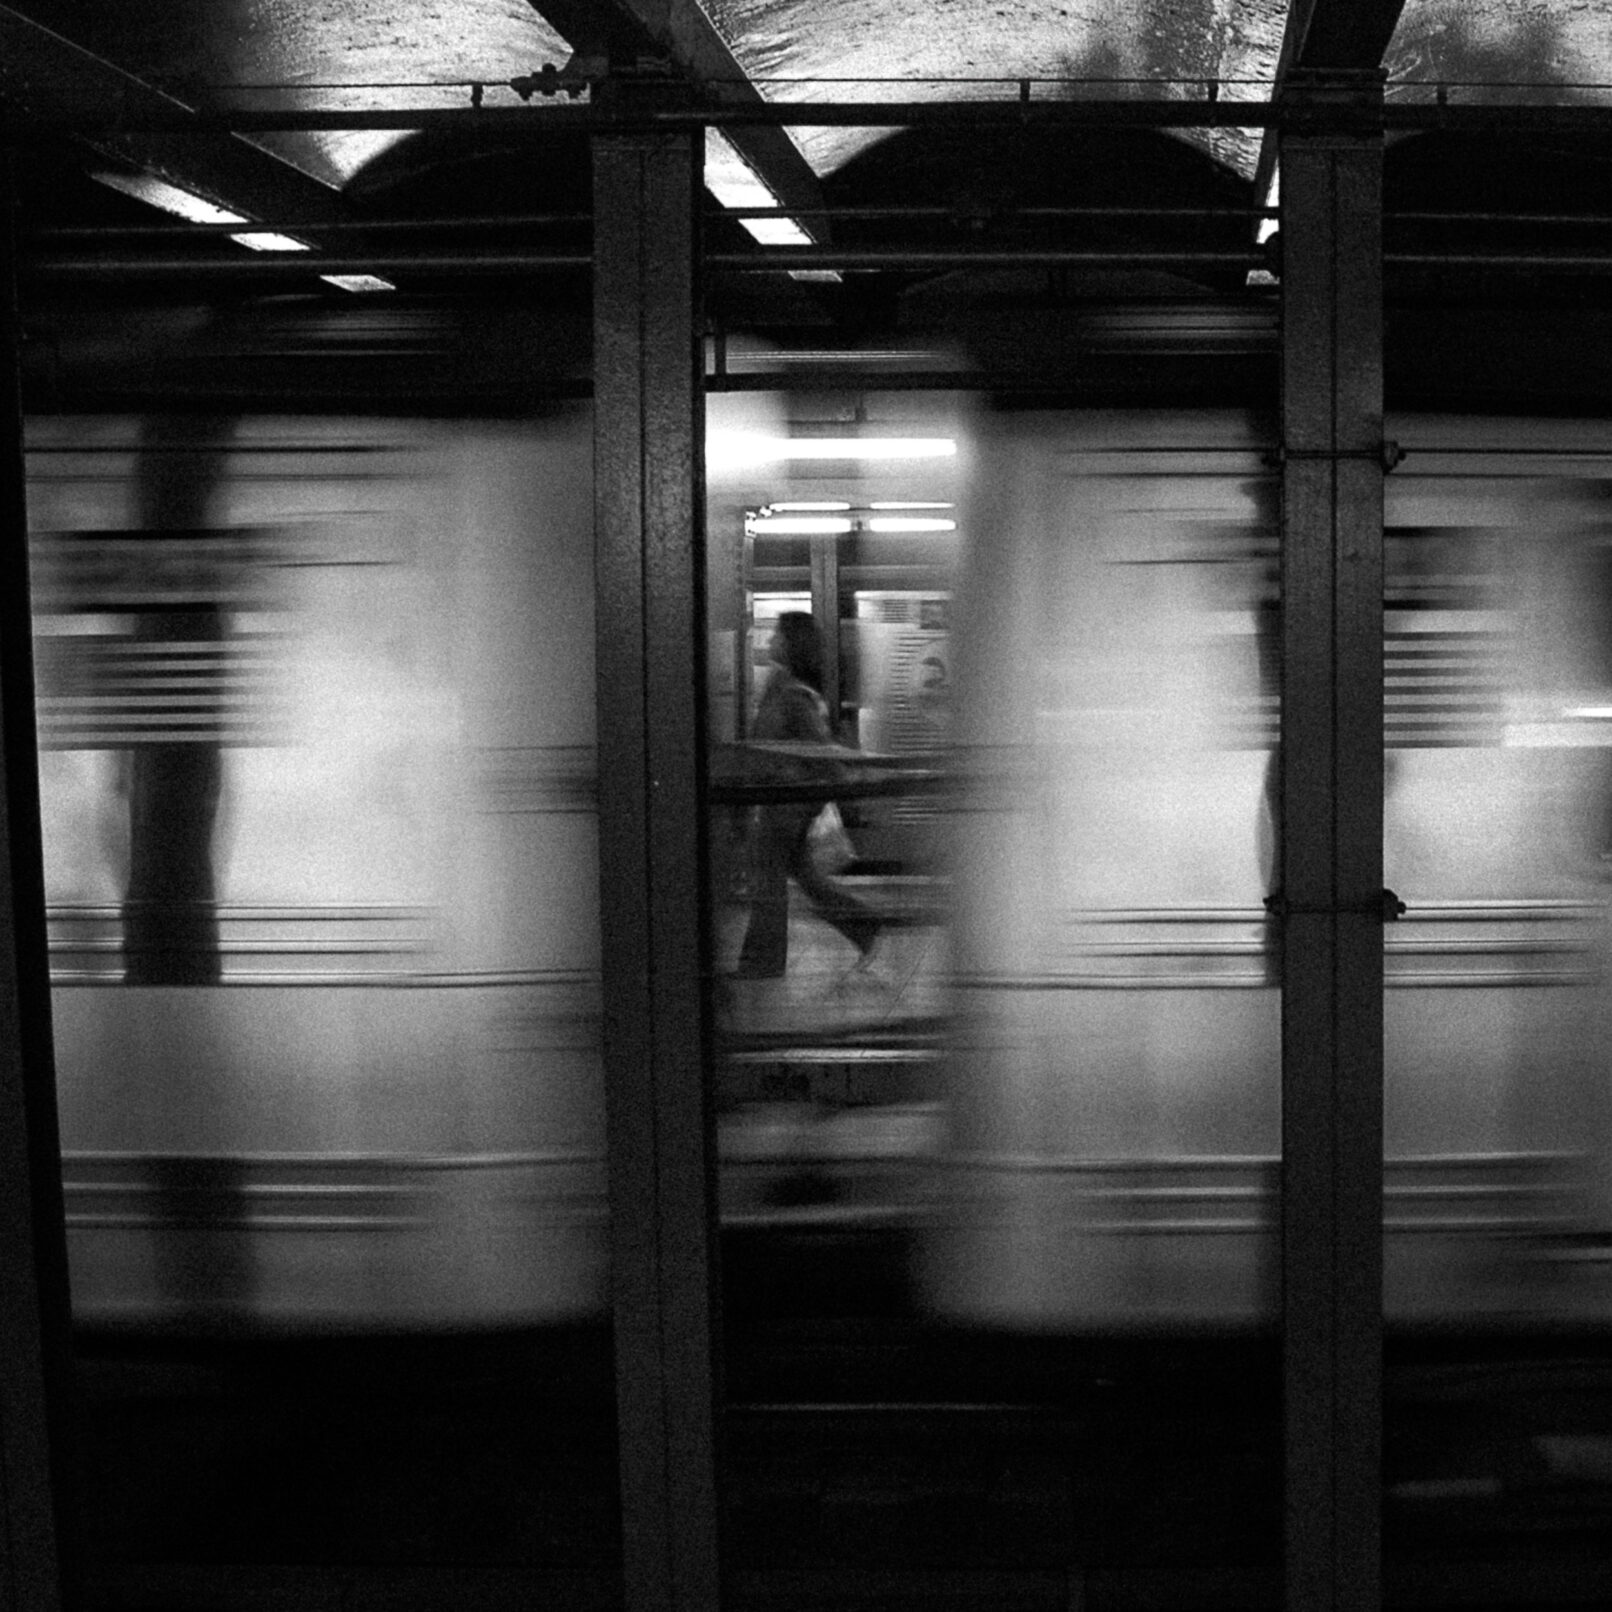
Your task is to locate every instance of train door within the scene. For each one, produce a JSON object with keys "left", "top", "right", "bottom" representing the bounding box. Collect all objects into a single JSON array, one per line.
[
  {"left": 704, "top": 389, "right": 960, "bottom": 1250},
  {"left": 702, "top": 391, "right": 1288, "bottom": 1581}
]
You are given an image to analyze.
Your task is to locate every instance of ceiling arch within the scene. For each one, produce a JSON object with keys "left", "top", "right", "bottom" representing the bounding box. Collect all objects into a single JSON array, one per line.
[{"left": 697, "top": 0, "right": 1286, "bottom": 182}]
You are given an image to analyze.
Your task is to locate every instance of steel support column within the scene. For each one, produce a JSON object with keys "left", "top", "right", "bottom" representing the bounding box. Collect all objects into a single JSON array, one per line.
[
  {"left": 0, "top": 150, "right": 72, "bottom": 1612},
  {"left": 593, "top": 125, "right": 723, "bottom": 1612},
  {"left": 809, "top": 536, "right": 841, "bottom": 736},
  {"left": 1277, "top": 71, "right": 1385, "bottom": 1612}
]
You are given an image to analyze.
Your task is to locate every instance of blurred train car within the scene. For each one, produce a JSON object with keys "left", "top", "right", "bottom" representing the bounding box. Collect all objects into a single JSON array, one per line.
[
  {"left": 926, "top": 409, "right": 1612, "bottom": 1331},
  {"left": 26, "top": 410, "right": 608, "bottom": 1329},
  {"left": 34, "top": 393, "right": 1612, "bottom": 1336}
]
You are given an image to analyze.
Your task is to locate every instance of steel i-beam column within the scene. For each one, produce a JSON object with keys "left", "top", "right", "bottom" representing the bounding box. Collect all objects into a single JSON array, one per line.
[
  {"left": 1277, "top": 70, "right": 1386, "bottom": 1612},
  {"left": 809, "top": 536, "right": 842, "bottom": 735},
  {"left": 592, "top": 120, "right": 723, "bottom": 1612},
  {"left": 0, "top": 151, "right": 72, "bottom": 1612}
]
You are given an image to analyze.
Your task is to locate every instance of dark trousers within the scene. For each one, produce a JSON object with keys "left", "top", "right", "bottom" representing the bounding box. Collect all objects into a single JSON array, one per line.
[{"left": 736, "top": 806, "right": 879, "bottom": 978}]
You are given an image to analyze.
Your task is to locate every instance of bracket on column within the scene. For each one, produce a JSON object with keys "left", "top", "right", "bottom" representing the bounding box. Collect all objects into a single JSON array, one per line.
[
  {"left": 588, "top": 53, "right": 703, "bottom": 120},
  {"left": 1267, "top": 441, "right": 1405, "bottom": 471},
  {"left": 1277, "top": 66, "right": 1388, "bottom": 136},
  {"left": 1264, "top": 888, "right": 1408, "bottom": 921}
]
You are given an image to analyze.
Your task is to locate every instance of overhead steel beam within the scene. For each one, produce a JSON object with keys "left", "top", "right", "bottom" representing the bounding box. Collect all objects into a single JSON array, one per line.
[
  {"left": 1253, "top": 0, "right": 1410, "bottom": 240},
  {"left": 0, "top": 5, "right": 349, "bottom": 229},
  {"left": 8, "top": 99, "right": 1609, "bottom": 136},
  {"left": 526, "top": 0, "right": 828, "bottom": 233},
  {"left": 32, "top": 244, "right": 1612, "bottom": 280},
  {"left": 22, "top": 246, "right": 1266, "bottom": 278},
  {"left": 1292, "top": 0, "right": 1410, "bottom": 76},
  {"left": 35, "top": 204, "right": 1612, "bottom": 239}
]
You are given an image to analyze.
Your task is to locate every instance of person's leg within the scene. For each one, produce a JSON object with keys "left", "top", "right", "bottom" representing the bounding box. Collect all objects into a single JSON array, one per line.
[
  {"left": 736, "top": 812, "right": 793, "bottom": 976},
  {"left": 789, "top": 832, "right": 880, "bottom": 957}
]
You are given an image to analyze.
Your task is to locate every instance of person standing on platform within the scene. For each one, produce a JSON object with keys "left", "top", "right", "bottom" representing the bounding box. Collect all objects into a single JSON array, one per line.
[{"left": 735, "top": 612, "right": 882, "bottom": 979}]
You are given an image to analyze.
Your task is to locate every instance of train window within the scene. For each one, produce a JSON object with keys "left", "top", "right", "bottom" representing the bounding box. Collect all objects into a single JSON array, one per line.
[
  {"left": 707, "top": 388, "right": 958, "bottom": 1246},
  {"left": 27, "top": 412, "right": 619, "bottom": 1575},
  {"left": 705, "top": 392, "right": 1283, "bottom": 1581}
]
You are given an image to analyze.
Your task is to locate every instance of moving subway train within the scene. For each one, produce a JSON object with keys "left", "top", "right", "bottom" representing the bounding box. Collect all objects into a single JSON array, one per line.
[
  {"left": 25, "top": 399, "right": 1612, "bottom": 1330},
  {"left": 928, "top": 409, "right": 1612, "bottom": 1329},
  {"left": 29, "top": 411, "right": 607, "bottom": 1327}
]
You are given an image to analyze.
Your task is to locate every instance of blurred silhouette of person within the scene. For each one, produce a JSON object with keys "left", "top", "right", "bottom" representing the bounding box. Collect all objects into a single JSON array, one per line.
[
  {"left": 122, "top": 415, "right": 228, "bottom": 986},
  {"left": 123, "top": 604, "right": 226, "bottom": 986},
  {"left": 124, "top": 413, "right": 252, "bottom": 1325},
  {"left": 1253, "top": 596, "right": 1282, "bottom": 986},
  {"left": 735, "top": 612, "right": 882, "bottom": 979}
]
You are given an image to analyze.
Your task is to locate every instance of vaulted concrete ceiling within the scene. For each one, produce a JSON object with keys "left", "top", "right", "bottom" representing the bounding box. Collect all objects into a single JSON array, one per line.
[
  {"left": 522, "top": 0, "right": 828, "bottom": 231},
  {"left": 6, "top": 0, "right": 1612, "bottom": 229},
  {"left": 1252, "top": 0, "right": 1612, "bottom": 234},
  {"left": 0, "top": 3, "right": 357, "bottom": 224},
  {"left": 699, "top": 0, "right": 1288, "bottom": 182},
  {"left": 2, "top": 0, "right": 573, "bottom": 192}
]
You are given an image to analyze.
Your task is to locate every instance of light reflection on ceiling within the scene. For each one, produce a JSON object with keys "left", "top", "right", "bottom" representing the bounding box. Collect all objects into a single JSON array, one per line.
[
  {"left": 28, "top": 0, "right": 575, "bottom": 189},
  {"left": 11, "top": 0, "right": 1612, "bottom": 199},
  {"left": 700, "top": 0, "right": 1288, "bottom": 180},
  {"left": 1385, "top": 0, "right": 1612, "bottom": 107}
]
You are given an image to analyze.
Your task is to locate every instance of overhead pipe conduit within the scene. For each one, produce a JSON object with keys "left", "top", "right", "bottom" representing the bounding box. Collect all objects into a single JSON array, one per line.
[
  {"left": 5, "top": 97, "right": 1612, "bottom": 136},
  {"left": 23, "top": 247, "right": 1612, "bottom": 278}
]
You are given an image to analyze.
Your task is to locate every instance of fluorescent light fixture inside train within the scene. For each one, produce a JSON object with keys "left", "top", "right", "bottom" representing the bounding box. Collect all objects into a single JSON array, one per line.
[
  {"left": 784, "top": 439, "right": 956, "bottom": 459},
  {"left": 766, "top": 501, "right": 852, "bottom": 512},
  {"left": 91, "top": 172, "right": 396, "bottom": 292},
  {"left": 748, "top": 516, "right": 856, "bottom": 535},
  {"left": 703, "top": 129, "right": 841, "bottom": 284},
  {"left": 708, "top": 433, "right": 957, "bottom": 471},
  {"left": 866, "top": 517, "right": 956, "bottom": 533}
]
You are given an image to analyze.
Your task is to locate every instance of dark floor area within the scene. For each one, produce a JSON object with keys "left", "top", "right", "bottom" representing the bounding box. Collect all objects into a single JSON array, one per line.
[{"left": 60, "top": 1232, "right": 1612, "bottom": 1611}]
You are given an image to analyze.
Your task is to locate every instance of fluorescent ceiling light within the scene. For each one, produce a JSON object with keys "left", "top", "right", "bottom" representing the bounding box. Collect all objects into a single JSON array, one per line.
[
  {"left": 1246, "top": 164, "right": 1279, "bottom": 288},
  {"left": 94, "top": 172, "right": 308, "bottom": 251},
  {"left": 766, "top": 501, "right": 852, "bottom": 512},
  {"left": 703, "top": 128, "right": 808, "bottom": 244},
  {"left": 703, "top": 128, "right": 839, "bottom": 284},
  {"left": 735, "top": 216, "right": 815, "bottom": 248},
  {"left": 96, "top": 170, "right": 249, "bottom": 227},
  {"left": 231, "top": 231, "right": 310, "bottom": 253},
  {"left": 748, "top": 516, "right": 855, "bottom": 535},
  {"left": 92, "top": 170, "right": 393, "bottom": 292},
  {"left": 1256, "top": 164, "right": 1279, "bottom": 246},
  {"left": 870, "top": 501, "right": 953, "bottom": 510},
  {"left": 320, "top": 274, "right": 397, "bottom": 293},
  {"left": 867, "top": 517, "right": 957, "bottom": 533}
]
